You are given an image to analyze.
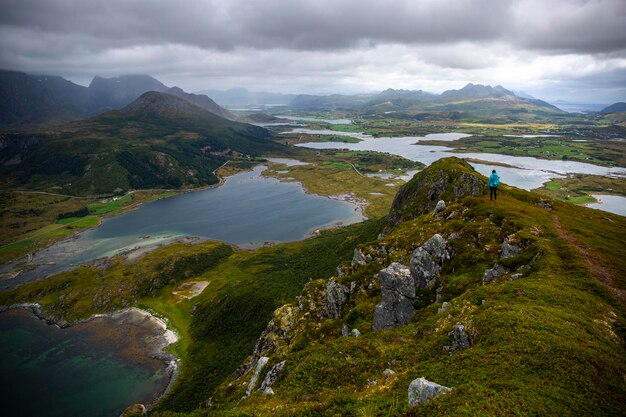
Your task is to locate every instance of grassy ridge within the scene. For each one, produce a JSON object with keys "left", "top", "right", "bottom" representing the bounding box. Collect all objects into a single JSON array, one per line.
[{"left": 186, "top": 161, "right": 626, "bottom": 416}]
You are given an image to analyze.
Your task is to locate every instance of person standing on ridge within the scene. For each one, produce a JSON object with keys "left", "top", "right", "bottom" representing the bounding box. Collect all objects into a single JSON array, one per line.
[{"left": 489, "top": 169, "right": 500, "bottom": 200}]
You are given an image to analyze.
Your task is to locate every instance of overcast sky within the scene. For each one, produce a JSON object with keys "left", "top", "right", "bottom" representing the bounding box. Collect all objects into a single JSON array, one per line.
[{"left": 1, "top": 0, "right": 625, "bottom": 103}]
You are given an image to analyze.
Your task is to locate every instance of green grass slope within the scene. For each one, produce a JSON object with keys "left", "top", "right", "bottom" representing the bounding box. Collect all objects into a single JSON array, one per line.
[
  {"left": 174, "top": 158, "right": 625, "bottom": 417},
  {"left": 0, "top": 92, "right": 283, "bottom": 195}
]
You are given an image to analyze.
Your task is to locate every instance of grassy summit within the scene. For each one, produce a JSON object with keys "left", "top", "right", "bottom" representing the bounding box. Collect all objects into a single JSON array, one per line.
[{"left": 192, "top": 157, "right": 624, "bottom": 416}]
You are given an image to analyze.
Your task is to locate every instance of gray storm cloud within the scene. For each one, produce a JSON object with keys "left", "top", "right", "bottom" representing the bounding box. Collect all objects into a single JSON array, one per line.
[
  {"left": 1, "top": 0, "right": 624, "bottom": 52},
  {"left": 0, "top": 0, "right": 625, "bottom": 102}
]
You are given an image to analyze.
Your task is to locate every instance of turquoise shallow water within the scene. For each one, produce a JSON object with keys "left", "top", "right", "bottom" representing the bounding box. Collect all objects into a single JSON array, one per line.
[{"left": 0, "top": 309, "right": 170, "bottom": 417}]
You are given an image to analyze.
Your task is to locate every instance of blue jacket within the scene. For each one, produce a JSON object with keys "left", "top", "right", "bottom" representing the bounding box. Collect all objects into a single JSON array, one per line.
[{"left": 489, "top": 172, "right": 500, "bottom": 188}]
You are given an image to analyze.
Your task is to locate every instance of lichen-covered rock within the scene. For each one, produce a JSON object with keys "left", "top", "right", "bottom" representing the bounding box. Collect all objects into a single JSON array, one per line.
[
  {"left": 483, "top": 263, "right": 508, "bottom": 284},
  {"left": 438, "top": 301, "right": 450, "bottom": 314},
  {"left": 410, "top": 234, "right": 451, "bottom": 289},
  {"left": 383, "top": 369, "right": 396, "bottom": 377},
  {"left": 351, "top": 248, "right": 368, "bottom": 266},
  {"left": 373, "top": 263, "right": 416, "bottom": 330},
  {"left": 259, "top": 361, "right": 286, "bottom": 394},
  {"left": 508, "top": 273, "right": 523, "bottom": 281},
  {"left": 235, "top": 304, "right": 299, "bottom": 378},
  {"left": 433, "top": 200, "right": 446, "bottom": 216},
  {"left": 341, "top": 323, "right": 350, "bottom": 336},
  {"left": 326, "top": 278, "right": 350, "bottom": 318},
  {"left": 445, "top": 323, "right": 471, "bottom": 353},
  {"left": 501, "top": 238, "right": 523, "bottom": 259},
  {"left": 349, "top": 328, "right": 361, "bottom": 337},
  {"left": 408, "top": 377, "right": 453, "bottom": 406}
]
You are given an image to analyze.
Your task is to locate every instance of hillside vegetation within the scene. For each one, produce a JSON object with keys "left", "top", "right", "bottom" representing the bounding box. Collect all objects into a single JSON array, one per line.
[
  {"left": 1, "top": 158, "right": 624, "bottom": 416},
  {"left": 154, "top": 158, "right": 624, "bottom": 416},
  {"left": 0, "top": 92, "right": 283, "bottom": 195}
]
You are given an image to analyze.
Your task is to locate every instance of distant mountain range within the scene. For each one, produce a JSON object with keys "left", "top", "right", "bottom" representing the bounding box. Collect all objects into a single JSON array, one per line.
[
  {"left": 600, "top": 102, "right": 626, "bottom": 114},
  {"left": 0, "top": 91, "right": 281, "bottom": 195},
  {"left": 0, "top": 70, "right": 234, "bottom": 127},
  {"left": 195, "top": 88, "right": 297, "bottom": 107},
  {"left": 287, "top": 83, "right": 566, "bottom": 121}
]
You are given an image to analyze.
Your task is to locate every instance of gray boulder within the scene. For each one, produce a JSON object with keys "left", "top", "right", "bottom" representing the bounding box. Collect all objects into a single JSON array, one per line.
[
  {"left": 373, "top": 263, "right": 416, "bottom": 330},
  {"left": 408, "top": 377, "right": 452, "bottom": 406},
  {"left": 508, "top": 273, "right": 523, "bottom": 281},
  {"left": 445, "top": 323, "right": 471, "bottom": 353},
  {"left": 437, "top": 301, "right": 450, "bottom": 314},
  {"left": 501, "top": 238, "right": 522, "bottom": 259},
  {"left": 326, "top": 279, "right": 349, "bottom": 318},
  {"left": 259, "top": 360, "right": 286, "bottom": 395},
  {"left": 433, "top": 200, "right": 446, "bottom": 216},
  {"left": 483, "top": 263, "right": 508, "bottom": 284},
  {"left": 349, "top": 328, "right": 361, "bottom": 337},
  {"left": 383, "top": 369, "right": 396, "bottom": 377},
  {"left": 341, "top": 323, "right": 350, "bottom": 336},
  {"left": 351, "top": 248, "right": 368, "bottom": 266},
  {"left": 410, "top": 234, "right": 451, "bottom": 289}
]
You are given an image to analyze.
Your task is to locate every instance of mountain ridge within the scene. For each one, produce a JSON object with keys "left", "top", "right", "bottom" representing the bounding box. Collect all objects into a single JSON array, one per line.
[
  {"left": 287, "top": 83, "right": 565, "bottom": 120},
  {"left": 0, "top": 91, "right": 280, "bottom": 195},
  {"left": 0, "top": 70, "right": 235, "bottom": 127}
]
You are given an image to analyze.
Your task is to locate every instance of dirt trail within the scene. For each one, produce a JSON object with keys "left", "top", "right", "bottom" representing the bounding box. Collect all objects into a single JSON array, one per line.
[{"left": 552, "top": 213, "right": 625, "bottom": 305}]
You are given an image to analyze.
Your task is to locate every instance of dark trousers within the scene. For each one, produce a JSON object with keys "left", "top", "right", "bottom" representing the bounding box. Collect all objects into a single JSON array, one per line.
[{"left": 490, "top": 186, "right": 497, "bottom": 200}]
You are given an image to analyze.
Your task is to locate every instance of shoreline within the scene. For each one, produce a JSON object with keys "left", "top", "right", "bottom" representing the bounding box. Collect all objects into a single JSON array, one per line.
[
  {"left": 0, "top": 303, "right": 180, "bottom": 410},
  {"left": 1, "top": 159, "right": 368, "bottom": 285}
]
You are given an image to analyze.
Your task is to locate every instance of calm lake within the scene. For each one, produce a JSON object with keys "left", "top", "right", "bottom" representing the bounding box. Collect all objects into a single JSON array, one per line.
[
  {"left": 3, "top": 164, "right": 363, "bottom": 288},
  {"left": 295, "top": 131, "right": 626, "bottom": 194}
]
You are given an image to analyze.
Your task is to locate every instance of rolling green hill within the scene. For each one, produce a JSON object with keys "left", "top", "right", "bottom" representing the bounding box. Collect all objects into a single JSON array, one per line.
[{"left": 0, "top": 91, "right": 283, "bottom": 195}]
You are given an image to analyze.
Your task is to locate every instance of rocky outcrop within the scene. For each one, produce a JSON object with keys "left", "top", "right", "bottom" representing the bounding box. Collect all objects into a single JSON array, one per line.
[
  {"left": 408, "top": 377, "right": 453, "bottom": 406},
  {"left": 245, "top": 356, "right": 269, "bottom": 396},
  {"left": 501, "top": 237, "right": 522, "bottom": 259},
  {"left": 409, "top": 234, "right": 451, "bottom": 290},
  {"left": 373, "top": 263, "right": 416, "bottom": 330},
  {"left": 260, "top": 361, "right": 286, "bottom": 395},
  {"left": 483, "top": 263, "right": 508, "bottom": 284},
  {"left": 445, "top": 323, "right": 471, "bottom": 353},
  {"left": 326, "top": 279, "right": 350, "bottom": 318},
  {"left": 433, "top": 200, "right": 446, "bottom": 216},
  {"left": 236, "top": 304, "right": 299, "bottom": 379},
  {"left": 385, "top": 158, "right": 486, "bottom": 232},
  {"left": 351, "top": 248, "right": 370, "bottom": 266}
]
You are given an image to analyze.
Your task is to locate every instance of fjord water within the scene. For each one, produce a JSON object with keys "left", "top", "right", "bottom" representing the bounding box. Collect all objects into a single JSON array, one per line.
[
  {"left": 295, "top": 132, "right": 626, "bottom": 191},
  {"left": 4, "top": 164, "right": 362, "bottom": 287},
  {"left": 0, "top": 308, "right": 171, "bottom": 417},
  {"left": 84, "top": 164, "right": 360, "bottom": 247}
]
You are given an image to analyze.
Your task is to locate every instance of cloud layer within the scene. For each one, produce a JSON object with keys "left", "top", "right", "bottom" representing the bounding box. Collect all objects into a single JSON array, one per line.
[{"left": 1, "top": 0, "right": 625, "bottom": 102}]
